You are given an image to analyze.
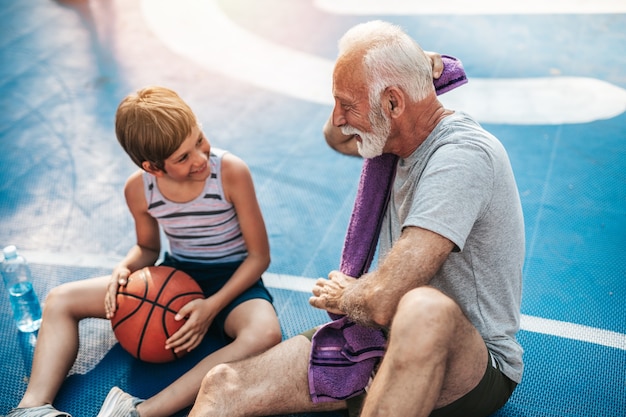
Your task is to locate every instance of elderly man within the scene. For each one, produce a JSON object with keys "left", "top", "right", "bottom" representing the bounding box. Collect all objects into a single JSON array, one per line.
[{"left": 189, "top": 20, "right": 524, "bottom": 417}]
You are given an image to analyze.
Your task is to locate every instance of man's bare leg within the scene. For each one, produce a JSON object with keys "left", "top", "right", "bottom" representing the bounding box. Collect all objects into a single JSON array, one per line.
[
  {"left": 360, "top": 287, "right": 488, "bottom": 417},
  {"left": 189, "top": 334, "right": 346, "bottom": 417}
]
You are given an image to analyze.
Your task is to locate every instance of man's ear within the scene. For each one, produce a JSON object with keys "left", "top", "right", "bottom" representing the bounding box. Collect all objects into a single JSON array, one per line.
[
  {"left": 141, "top": 161, "right": 164, "bottom": 176},
  {"left": 385, "top": 86, "right": 405, "bottom": 118}
]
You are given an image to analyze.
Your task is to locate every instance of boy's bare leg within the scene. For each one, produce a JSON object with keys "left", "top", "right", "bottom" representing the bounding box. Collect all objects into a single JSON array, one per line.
[
  {"left": 136, "top": 299, "right": 283, "bottom": 417},
  {"left": 18, "top": 276, "right": 110, "bottom": 407},
  {"left": 189, "top": 334, "right": 347, "bottom": 417}
]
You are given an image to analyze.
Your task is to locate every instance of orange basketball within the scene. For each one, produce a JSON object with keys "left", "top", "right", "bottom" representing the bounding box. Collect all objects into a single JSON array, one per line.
[{"left": 110, "top": 266, "right": 204, "bottom": 363}]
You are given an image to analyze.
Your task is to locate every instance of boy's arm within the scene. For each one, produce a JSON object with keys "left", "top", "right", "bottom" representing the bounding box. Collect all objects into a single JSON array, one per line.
[
  {"left": 105, "top": 170, "right": 161, "bottom": 318},
  {"left": 209, "top": 153, "right": 271, "bottom": 311},
  {"left": 121, "top": 170, "right": 162, "bottom": 269}
]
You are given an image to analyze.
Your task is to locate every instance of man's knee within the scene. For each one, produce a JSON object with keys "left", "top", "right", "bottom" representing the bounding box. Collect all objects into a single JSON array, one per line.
[
  {"left": 394, "top": 287, "right": 459, "bottom": 330},
  {"left": 384, "top": 288, "right": 465, "bottom": 372},
  {"left": 391, "top": 288, "right": 464, "bottom": 352},
  {"left": 200, "top": 363, "right": 239, "bottom": 396}
]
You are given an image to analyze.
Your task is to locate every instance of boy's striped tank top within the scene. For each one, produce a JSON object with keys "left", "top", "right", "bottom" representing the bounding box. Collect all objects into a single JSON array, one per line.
[{"left": 142, "top": 148, "right": 247, "bottom": 264}]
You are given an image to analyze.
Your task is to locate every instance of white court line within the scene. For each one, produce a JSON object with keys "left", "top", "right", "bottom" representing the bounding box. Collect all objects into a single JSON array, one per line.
[
  {"left": 520, "top": 315, "right": 626, "bottom": 351},
  {"left": 141, "top": 0, "right": 626, "bottom": 125},
  {"left": 314, "top": 0, "right": 626, "bottom": 15},
  {"left": 21, "top": 250, "right": 626, "bottom": 351}
]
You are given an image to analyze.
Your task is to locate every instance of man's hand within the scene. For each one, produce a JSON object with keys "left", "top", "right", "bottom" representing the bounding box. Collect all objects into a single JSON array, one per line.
[
  {"left": 425, "top": 50, "right": 444, "bottom": 79},
  {"left": 309, "top": 270, "right": 357, "bottom": 315}
]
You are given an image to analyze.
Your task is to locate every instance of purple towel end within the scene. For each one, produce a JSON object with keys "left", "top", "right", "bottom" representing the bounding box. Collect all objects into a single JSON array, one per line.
[{"left": 434, "top": 55, "right": 468, "bottom": 95}]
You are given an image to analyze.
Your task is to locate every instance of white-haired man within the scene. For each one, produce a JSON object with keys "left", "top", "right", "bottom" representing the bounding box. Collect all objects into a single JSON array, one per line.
[{"left": 189, "top": 20, "right": 524, "bottom": 417}]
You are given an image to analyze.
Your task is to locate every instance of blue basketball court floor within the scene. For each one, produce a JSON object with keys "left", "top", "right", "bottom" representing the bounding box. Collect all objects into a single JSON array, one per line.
[{"left": 1, "top": 1, "right": 625, "bottom": 416}]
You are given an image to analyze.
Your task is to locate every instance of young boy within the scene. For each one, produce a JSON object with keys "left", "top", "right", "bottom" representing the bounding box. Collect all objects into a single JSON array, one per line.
[{"left": 6, "top": 86, "right": 283, "bottom": 417}]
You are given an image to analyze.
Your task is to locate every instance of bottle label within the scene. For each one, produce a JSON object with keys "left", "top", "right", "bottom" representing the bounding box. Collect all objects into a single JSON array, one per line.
[{"left": 8, "top": 281, "right": 42, "bottom": 332}]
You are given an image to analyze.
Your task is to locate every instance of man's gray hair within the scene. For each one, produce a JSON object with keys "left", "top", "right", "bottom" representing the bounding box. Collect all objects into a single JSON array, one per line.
[{"left": 338, "top": 20, "right": 433, "bottom": 107}]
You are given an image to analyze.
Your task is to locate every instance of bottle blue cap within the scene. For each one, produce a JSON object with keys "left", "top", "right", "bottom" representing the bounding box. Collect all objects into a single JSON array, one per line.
[{"left": 3, "top": 245, "right": 17, "bottom": 259}]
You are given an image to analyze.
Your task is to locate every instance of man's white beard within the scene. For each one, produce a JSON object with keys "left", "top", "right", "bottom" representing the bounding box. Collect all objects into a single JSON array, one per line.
[
  {"left": 342, "top": 109, "right": 391, "bottom": 159},
  {"left": 356, "top": 130, "right": 387, "bottom": 158}
]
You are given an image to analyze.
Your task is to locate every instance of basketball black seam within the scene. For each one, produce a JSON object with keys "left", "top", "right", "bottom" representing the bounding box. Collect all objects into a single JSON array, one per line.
[{"left": 135, "top": 269, "right": 153, "bottom": 360}]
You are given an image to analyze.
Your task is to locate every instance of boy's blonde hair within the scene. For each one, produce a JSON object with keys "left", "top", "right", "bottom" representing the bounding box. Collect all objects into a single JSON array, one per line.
[{"left": 115, "top": 86, "right": 198, "bottom": 171}]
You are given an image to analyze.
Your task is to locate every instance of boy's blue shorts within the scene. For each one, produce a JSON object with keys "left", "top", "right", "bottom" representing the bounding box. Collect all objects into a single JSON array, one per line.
[{"left": 159, "top": 253, "right": 274, "bottom": 339}]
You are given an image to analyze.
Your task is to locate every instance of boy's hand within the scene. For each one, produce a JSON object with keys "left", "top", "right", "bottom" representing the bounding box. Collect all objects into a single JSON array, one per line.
[
  {"left": 105, "top": 266, "right": 131, "bottom": 319},
  {"left": 165, "top": 297, "right": 215, "bottom": 353}
]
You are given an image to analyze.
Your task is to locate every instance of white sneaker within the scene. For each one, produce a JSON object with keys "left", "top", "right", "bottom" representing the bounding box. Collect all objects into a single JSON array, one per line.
[
  {"left": 5, "top": 405, "right": 70, "bottom": 417},
  {"left": 96, "top": 387, "right": 143, "bottom": 417}
]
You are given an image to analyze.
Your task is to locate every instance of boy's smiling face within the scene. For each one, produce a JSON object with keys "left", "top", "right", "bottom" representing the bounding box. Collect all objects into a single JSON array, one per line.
[{"left": 161, "top": 125, "right": 212, "bottom": 181}]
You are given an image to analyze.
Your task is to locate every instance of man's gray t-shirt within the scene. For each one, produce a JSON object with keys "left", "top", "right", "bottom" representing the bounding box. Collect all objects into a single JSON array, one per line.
[{"left": 379, "top": 111, "right": 525, "bottom": 383}]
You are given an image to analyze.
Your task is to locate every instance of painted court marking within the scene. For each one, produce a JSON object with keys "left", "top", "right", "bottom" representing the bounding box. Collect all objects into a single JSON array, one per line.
[
  {"left": 141, "top": 0, "right": 626, "bottom": 125},
  {"left": 22, "top": 250, "right": 626, "bottom": 352},
  {"left": 314, "top": 0, "right": 626, "bottom": 15}
]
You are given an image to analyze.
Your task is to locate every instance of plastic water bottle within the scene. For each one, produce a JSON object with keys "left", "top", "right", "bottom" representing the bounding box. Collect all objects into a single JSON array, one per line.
[{"left": 1, "top": 245, "right": 42, "bottom": 332}]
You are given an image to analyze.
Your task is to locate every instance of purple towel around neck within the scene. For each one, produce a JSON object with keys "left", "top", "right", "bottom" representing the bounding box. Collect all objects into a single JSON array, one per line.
[{"left": 308, "top": 55, "right": 468, "bottom": 403}]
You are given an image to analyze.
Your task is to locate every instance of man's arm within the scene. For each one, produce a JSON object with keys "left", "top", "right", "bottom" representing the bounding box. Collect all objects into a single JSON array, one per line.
[
  {"left": 310, "top": 226, "right": 454, "bottom": 327},
  {"left": 323, "top": 115, "right": 360, "bottom": 156}
]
